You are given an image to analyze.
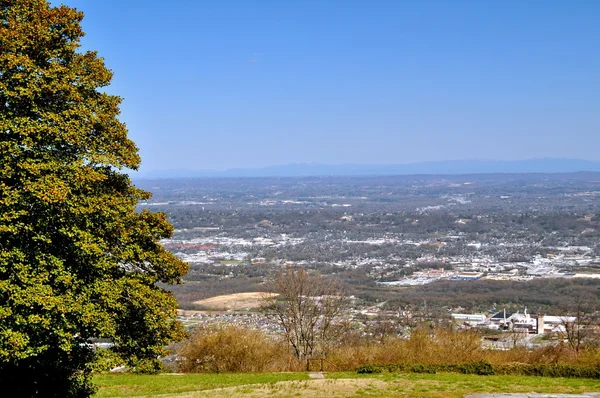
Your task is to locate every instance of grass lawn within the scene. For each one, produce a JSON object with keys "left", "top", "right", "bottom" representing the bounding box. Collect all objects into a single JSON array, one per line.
[
  {"left": 95, "top": 373, "right": 310, "bottom": 397},
  {"left": 95, "top": 372, "right": 600, "bottom": 397}
]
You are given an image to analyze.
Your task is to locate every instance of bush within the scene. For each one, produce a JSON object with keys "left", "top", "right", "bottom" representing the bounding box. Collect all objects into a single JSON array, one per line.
[
  {"left": 178, "top": 325, "right": 296, "bottom": 373},
  {"left": 176, "top": 323, "right": 600, "bottom": 377},
  {"left": 457, "top": 361, "right": 495, "bottom": 375},
  {"left": 494, "top": 363, "right": 600, "bottom": 378},
  {"left": 355, "top": 362, "right": 600, "bottom": 379},
  {"left": 408, "top": 364, "right": 438, "bottom": 374},
  {"left": 356, "top": 365, "right": 383, "bottom": 374},
  {"left": 132, "top": 358, "right": 164, "bottom": 374}
]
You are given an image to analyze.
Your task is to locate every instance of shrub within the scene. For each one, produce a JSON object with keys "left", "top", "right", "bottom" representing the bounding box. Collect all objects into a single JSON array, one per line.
[
  {"left": 178, "top": 325, "right": 295, "bottom": 373},
  {"left": 494, "top": 363, "right": 600, "bottom": 378},
  {"left": 178, "top": 324, "right": 600, "bottom": 376},
  {"left": 355, "top": 362, "right": 600, "bottom": 379},
  {"left": 457, "top": 361, "right": 495, "bottom": 375},
  {"left": 356, "top": 365, "right": 383, "bottom": 374}
]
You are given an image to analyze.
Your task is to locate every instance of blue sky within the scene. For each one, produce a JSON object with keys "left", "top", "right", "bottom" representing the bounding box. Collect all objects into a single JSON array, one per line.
[{"left": 55, "top": 0, "right": 599, "bottom": 171}]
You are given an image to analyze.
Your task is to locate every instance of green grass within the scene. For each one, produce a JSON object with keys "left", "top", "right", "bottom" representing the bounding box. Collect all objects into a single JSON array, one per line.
[
  {"left": 328, "top": 372, "right": 600, "bottom": 397},
  {"left": 94, "top": 373, "right": 309, "bottom": 397},
  {"left": 94, "top": 372, "right": 600, "bottom": 397}
]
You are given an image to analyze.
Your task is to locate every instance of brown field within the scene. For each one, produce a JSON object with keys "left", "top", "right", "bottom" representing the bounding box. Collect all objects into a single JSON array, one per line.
[
  {"left": 170, "top": 379, "right": 390, "bottom": 398},
  {"left": 192, "top": 292, "right": 277, "bottom": 311}
]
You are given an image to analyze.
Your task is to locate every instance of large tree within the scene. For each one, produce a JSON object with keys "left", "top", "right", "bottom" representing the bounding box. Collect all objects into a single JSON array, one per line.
[{"left": 0, "top": 1, "right": 188, "bottom": 396}]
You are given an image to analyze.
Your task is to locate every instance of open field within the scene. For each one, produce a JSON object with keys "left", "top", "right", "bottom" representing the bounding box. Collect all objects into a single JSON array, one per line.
[
  {"left": 191, "top": 292, "right": 277, "bottom": 311},
  {"left": 95, "top": 372, "right": 600, "bottom": 397}
]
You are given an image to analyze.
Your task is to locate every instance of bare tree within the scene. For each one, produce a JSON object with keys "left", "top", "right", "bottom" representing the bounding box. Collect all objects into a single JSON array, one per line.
[
  {"left": 560, "top": 293, "right": 600, "bottom": 353},
  {"left": 508, "top": 326, "right": 529, "bottom": 348},
  {"left": 561, "top": 309, "right": 596, "bottom": 353},
  {"left": 367, "top": 315, "right": 401, "bottom": 343},
  {"left": 265, "top": 267, "right": 347, "bottom": 360}
]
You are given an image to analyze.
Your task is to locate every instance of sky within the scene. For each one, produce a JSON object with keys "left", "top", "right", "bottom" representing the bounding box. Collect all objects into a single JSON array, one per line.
[{"left": 53, "top": 0, "right": 600, "bottom": 172}]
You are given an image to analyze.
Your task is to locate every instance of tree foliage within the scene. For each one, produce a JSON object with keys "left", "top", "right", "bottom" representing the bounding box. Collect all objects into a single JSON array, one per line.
[{"left": 0, "top": 1, "right": 188, "bottom": 396}]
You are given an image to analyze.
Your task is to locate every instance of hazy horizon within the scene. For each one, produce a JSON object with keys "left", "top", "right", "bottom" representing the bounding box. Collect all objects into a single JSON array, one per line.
[
  {"left": 137, "top": 157, "right": 600, "bottom": 173},
  {"left": 56, "top": 0, "right": 600, "bottom": 172},
  {"left": 130, "top": 158, "right": 600, "bottom": 179}
]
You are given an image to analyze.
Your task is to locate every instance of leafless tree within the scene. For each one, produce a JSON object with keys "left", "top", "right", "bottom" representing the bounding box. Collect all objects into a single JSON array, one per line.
[
  {"left": 508, "top": 326, "right": 529, "bottom": 348},
  {"left": 264, "top": 267, "right": 347, "bottom": 360},
  {"left": 367, "top": 316, "right": 401, "bottom": 343},
  {"left": 561, "top": 307, "right": 596, "bottom": 352},
  {"left": 560, "top": 293, "right": 600, "bottom": 353}
]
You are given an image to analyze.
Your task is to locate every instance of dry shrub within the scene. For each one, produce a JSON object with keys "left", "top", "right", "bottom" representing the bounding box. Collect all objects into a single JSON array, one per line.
[
  {"left": 176, "top": 324, "right": 600, "bottom": 374},
  {"left": 326, "top": 327, "right": 484, "bottom": 370},
  {"left": 523, "top": 343, "right": 579, "bottom": 364},
  {"left": 483, "top": 346, "right": 529, "bottom": 365},
  {"left": 432, "top": 328, "right": 484, "bottom": 364},
  {"left": 570, "top": 346, "right": 600, "bottom": 367},
  {"left": 326, "top": 339, "right": 406, "bottom": 370},
  {"left": 177, "top": 325, "right": 298, "bottom": 373},
  {"left": 484, "top": 343, "right": 594, "bottom": 366}
]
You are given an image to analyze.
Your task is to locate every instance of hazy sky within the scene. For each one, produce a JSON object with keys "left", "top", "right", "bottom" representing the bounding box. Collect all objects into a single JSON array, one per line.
[{"left": 55, "top": 0, "right": 599, "bottom": 171}]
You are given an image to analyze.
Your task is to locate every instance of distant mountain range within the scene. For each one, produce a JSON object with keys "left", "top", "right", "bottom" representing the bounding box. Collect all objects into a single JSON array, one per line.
[{"left": 132, "top": 158, "right": 600, "bottom": 179}]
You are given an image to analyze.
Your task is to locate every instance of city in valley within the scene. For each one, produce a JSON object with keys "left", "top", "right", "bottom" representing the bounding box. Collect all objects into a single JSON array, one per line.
[{"left": 135, "top": 173, "right": 600, "bottom": 344}]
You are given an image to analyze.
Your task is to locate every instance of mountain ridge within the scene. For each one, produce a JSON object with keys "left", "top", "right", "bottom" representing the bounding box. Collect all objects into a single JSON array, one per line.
[{"left": 132, "top": 158, "right": 600, "bottom": 179}]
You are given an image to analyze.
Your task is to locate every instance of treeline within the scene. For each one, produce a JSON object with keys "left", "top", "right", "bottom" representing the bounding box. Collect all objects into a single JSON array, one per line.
[{"left": 356, "top": 278, "right": 600, "bottom": 313}]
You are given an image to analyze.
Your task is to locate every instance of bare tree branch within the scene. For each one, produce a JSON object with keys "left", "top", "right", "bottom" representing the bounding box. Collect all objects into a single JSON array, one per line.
[{"left": 264, "top": 267, "right": 347, "bottom": 360}]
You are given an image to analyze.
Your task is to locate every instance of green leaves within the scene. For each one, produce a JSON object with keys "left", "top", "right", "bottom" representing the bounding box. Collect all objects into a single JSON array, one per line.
[{"left": 0, "top": 1, "right": 188, "bottom": 396}]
